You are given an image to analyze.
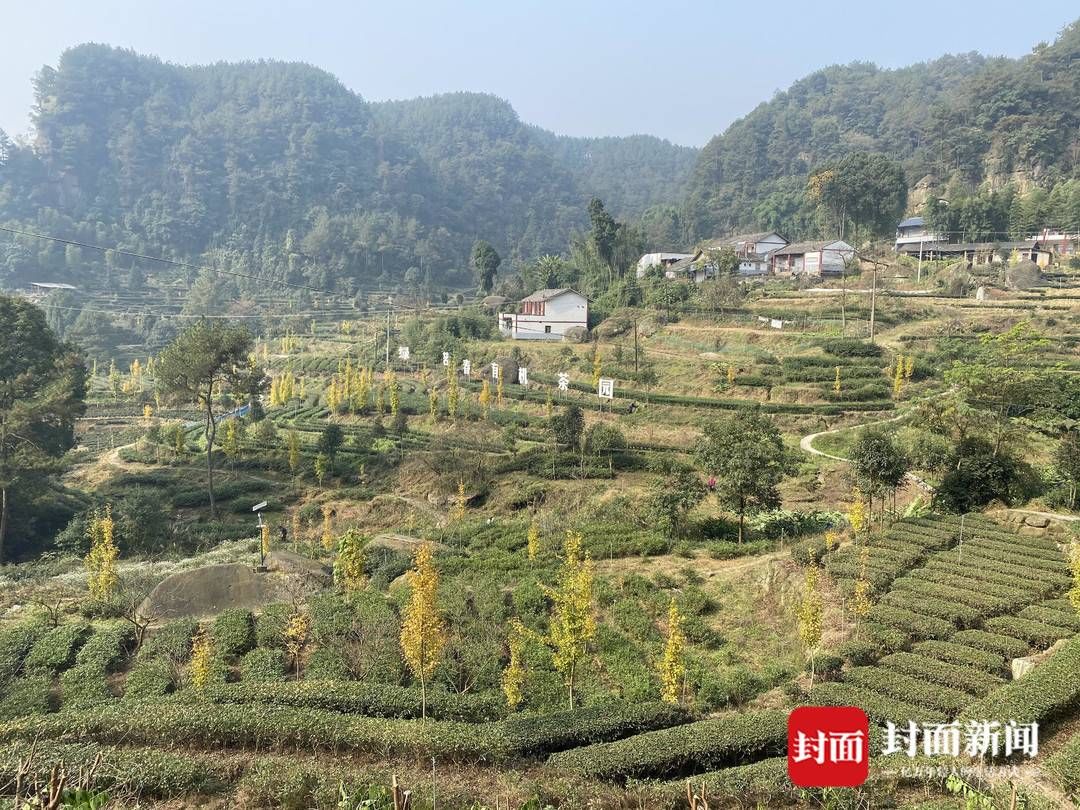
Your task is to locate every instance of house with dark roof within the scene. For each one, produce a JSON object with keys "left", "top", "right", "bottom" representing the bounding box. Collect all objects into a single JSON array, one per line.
[
  {"left": 771, "top": 240, "right": 855, "bottom": 277},
  {"left": 894, "top": 216, "right": 942, "bottom": 252},
  {"left": 899, "top": 240, "right": 1052, "bottom": 268},
  {"left": 497, "top": 288, "right": 588, "bottom": 341}
]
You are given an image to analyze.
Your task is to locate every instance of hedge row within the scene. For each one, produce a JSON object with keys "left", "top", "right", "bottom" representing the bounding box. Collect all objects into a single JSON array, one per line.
[
  {"left": 982, "top": 616, "right": 1073, "bottom": 649},
  {"left": 912, "top": 641, "right": 1006, "bottom": 674},
  {"left": 212, "top": 609, "right": 256, "bottom": 658},
  {"left": 241, "top": 648, "right": 286, "bottom": 682},
  {"left": 877, "top": 652, "right": 1002, "bottom": 697},
  {"left": 808, "top": 682, "right": 945, "bottom": 724},
  {"left": 965, "top": 536, "right": 1064, "bottom": 565},
  {"left": 842, "top": 667, "right": 970, "bottom": 715},
  {"left": 952, "top": 550, "right": 1071, "bottom": 587},
  {"left": 865, "top": 605, "right": 955, "bottom": 641},
  {"left": 194, "top": 681, "right": 505, "bottom": 723},
  {"left": 545, "top": 710, "right": 786, "bottom": 780},
  {"left": 1018, "top": 604, "right": 1080, "bottom": 632},
  {"left": 960, "top": 635, "right": 1080, "bottom": 727},
  {"left": 24, "top": 621, "right": 91, "bottom": 674},
  {"left": 879, "top": 592, "right": 981, "bottom": 627},
  {"left": 75, "top": 623, "right": 136, "bottom": 672},
  {"left": 0, "top": 623, "right": 43, "bottom": 687},
  {"left": 648, "top": 757, "right": 793, "bottom": 808},
  {"left": 948, "top": 630, "right": 1030, "bottom": 660},
  {"left": 890, "top": 577, "right": 1010, "bottom": 614},
  {"left": 0, "top": 741, "right": 228, "bottom": 799},
  {"left": 0, "top": 674, "right": 52, "bottom": 720},
  {"left": 1046, "top": 730, "right": 1080, "bottom": 796},
  {"left": 0, "top": 699, "right": 691, "bottom": 762}
]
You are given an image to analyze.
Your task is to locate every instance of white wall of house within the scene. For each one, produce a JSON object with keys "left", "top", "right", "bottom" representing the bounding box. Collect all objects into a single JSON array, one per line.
[
  {"left": 749, "top": 234, "right": 787, "bottom": 254},
  {"left": 499, "top": 291, "right": 588, "bottom": 340}
]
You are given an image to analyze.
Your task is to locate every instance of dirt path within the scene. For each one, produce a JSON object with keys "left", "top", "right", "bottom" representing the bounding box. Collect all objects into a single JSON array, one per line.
[
  {"left": 1006, "top": 508, "right": 1080, "bottom": 524},
  {"left": 593, "top": 549, "right": 785, "bottom": 580}
]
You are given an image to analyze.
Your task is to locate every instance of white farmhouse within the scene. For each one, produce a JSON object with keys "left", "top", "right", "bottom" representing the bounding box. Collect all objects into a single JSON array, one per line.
[
  {"left": 771, "top": 240, "right": 855, "bottom": 277},
  {"left": 635, "top": 252, "right": 693, "bottom": 279},
  {"left": 498, "top": 288, "right": 588, "bottom": 341}
]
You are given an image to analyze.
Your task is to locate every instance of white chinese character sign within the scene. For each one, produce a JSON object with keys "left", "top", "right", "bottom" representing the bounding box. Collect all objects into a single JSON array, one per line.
[
  {"left": 557, "top": 372, "right": 570, "bottom": 392},
  {"left": 518, "top": 367, "right": 528, "bottom": 386},
  {"left": 397, "top": 346, "right": 410, "bottom": 361},
  {"left": 598, "top": 378, "right": 614, "bottom": 399},
  {"left": 462, "top": 359, "right": 471, "bottom": 378},
  {"left": 441, "top": 352, "right": 450, "bottom": 366},
  {"left": 491, "top": 362, "right": 500, "bottom": 381}
]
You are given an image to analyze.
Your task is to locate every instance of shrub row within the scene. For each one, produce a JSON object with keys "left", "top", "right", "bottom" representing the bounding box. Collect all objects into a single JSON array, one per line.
[
  {"left": 241, "top": 648, "right": 286, "bottom": 682},
  {"left": 965, "top": 536, "right": 1064, "bottom": 565},
  {"left": 908, "top": 567, "right": 1043, "bottom": 608},
  {"left": 912, "top": 641, "right": 1006, "bottom": 674},
  {"left": 195, "top": 681, "right": 506, "bottom": 723},
  {"left": 960, "top": 635, "right": 1080, "bottom": 727},
  {"left": 0, "top": 623, "right": 43, "bottom": 687},
  {"left": 1046, "top": 730, "right": 1080, "bottom": 796},
  {"left": 0, "top": 741, "right": 228, "bottom": 799},
  {"left": 648, "top": 757, "right": 794, "bottom": 808},
  {"left": 1018, "top": 604, "right": 1080, "bottom": 632},
  {"left": 212, "top": 609, "right": 256, "bottom": 658},
  {"left": 948, "top": 630, "right": 1031, "bottom": 660},
  {"left": 122, "top": 657, "right": 175, "bottom": 698},
  {"left": 24, "top": 621, "right": 91, "bottom": 674},
  {"left": 982, "top": 616, "right": 1072, "bottom": 649},
  {"left": 877, "top": 652, "right": 1002, "bottom": 697},
  {"left": 808, "top": 682, "right": 945, "bottom": 724},
  {"left": 0, "top": 698, "right": 691, "bottom": 762},
  {"left": 865, "top": 605, "right": 955, "bottom": 641},
  {"left": 75, "top": 623, "right": 136, "bottom": 672},
  {"left": 0, "top": 674, "right": 52, "bottom": 720},
  {"left": 842, "top": 667, "right": 970, "bottom": 715},
  {"left": 952, "top": 550, "right": 1071, "bottom": 587},
  {"left": 545, "top": 710, "right": 786, "bottom": 780},
  {"left": 890, "top": 577, "right": 1010, "bottom": 614},
  {"left": 879, "top": 592, "right": 981, "bottom": 627}
]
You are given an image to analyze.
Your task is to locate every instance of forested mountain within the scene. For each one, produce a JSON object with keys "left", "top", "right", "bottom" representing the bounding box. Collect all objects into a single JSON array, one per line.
[
  {"left": 684, "top": 19, "right": 1080, "bottom": 241},
  {"left": 0, "top": 45, "right": 696, "bottom": 293}
]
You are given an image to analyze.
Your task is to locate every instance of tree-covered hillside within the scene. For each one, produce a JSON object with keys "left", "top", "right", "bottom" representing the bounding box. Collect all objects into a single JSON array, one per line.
[
  {"left": 0, "top": 45, "right": 697, "bottom": 293},
  {"left": 684, "top": 20, "right": 1080, "bottom": 241}
]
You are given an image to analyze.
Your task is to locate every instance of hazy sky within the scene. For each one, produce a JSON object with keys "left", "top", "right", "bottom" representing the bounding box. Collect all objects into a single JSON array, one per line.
[{"left": 2, "top": 1, "right": 1077, "bottom": 147}]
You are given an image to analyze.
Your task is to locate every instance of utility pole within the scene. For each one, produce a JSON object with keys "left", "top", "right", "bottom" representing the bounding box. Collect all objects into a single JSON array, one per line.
[
  {"left": 633, "top": 318, "right": 640, "bottom": 373},
  {"left": 917, "top": 239, "right": 924, "bottom": 283},
  {"left": 385, "top": 297, "right": 392, "bottom": 369},
  {"left": 868, "top": 266, "right": 878, "bottom": 343}
]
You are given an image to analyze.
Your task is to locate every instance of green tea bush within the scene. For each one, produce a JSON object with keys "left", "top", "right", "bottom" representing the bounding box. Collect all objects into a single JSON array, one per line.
[
  {"left": 912, "top": 641, "right": 1006, "bottom": 674},
  {"left": 889, "top": 578, "right": 1009, "bottom": 614},
  {"left": 304, "top": 647, "right": 350, "bottom": 680},
  {"left": 197, "top": 681, "right": 504, "bottom": 723},
  {"left": 0, "top": 673, "right": 53, "bottom": 720},
  {"left": 60, "top": 664, "right": 113, "bottom": 709},
  {"left": 820, "top": 338, "right": 883, "bottom": 358},
  {"left": 879, "top": 592, "right": 980, "bottom": 626},
  {"left": 211, "top": 609, "right": 256, "bottom": 657},
  {"left": 866, "top": 605, "right": 954, "bottom": 640},
  {"left": 255, "top": 603, "right": 292, "bottom": 649},
  {"left": 240, "top": 648, "right": 286, "bottom": 682},
  {"left": 0, "top": 623, "right": 44, "bottom": 687},
  {"left": 545, "top": 710, "right": 785, "bottom": 780},
  {"left": 1018, "top": 604, "right": 1080, "bottom": 632},
  {"left": 24, "top": 621, "right": 92, "bottom": 674},
  {"left": 501, "top": 702, "right": 691, "bottom": 757},
  {"left": 1046, "top": 730, "right": 1080, "bottom": 796},
  {"left": 960, "top": 635, "right": 1080, "bottom": 727},
  {"left": 842, "top": 667, "right": 970, "bottom": 715},
  {"left": 140, "top": 618, "right": 198, "bottom": 662},
  {"left": 982, "top": 616, "right": 1071, "bottom": 649},
  {"left": 808, "top": 682, "right": 945, "bottom": 724},
  {"left": 878, "top": 652, "right": 1001, "bottom": 696},
  {"left": 0, "top": 741, "right": 228, "bottom": 798},
  {"left": 74, "top": 623, "right": 136, "bottom": 673},
  {"left": 123, "top": 657, "right": 175, "bottom": 698},
  {"left": 649, "top": 757, "right": 794, "bottom": 808},
  {"left": 948, "top": 630, "right": 1030, "bottom": 659}
]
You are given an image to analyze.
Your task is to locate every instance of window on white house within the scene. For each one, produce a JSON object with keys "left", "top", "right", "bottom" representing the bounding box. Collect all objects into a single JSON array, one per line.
[{"left": 544, "top": 325, "right": 552, "bottom": 333}]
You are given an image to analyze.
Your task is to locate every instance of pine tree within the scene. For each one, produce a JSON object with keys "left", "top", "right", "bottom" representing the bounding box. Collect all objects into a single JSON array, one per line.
[
  {"left": 189, "top": 625, "right": 213, "bottom": 690},
  {"left": 526, "top": 521, "right": 541, "bottom": 561},
  {"left": 547, "top": 531, "right": 595, "bottom": 709},
  {"left": 658, "top": 597, "right": 686, "bottom": 704},
  {"left": 400, "top": 543, "right": 446, "bottom": 719},
  {"left": 85, "top": 505, "right": 119, "bottom": 601},
  {"left": 501, "top": 618, "right": 527, "bottom": 709},
  {"left": 798, "top": 564, "right": 824, "bottom": 687}
]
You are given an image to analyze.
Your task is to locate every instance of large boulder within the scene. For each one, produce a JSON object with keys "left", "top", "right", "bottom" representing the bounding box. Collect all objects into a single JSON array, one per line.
[{"left": 563, "top": 325, "right": 589, "bottom": 343}]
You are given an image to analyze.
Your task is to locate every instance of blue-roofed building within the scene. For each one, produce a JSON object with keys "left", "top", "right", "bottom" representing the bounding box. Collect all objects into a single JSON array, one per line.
[{"left": 894, "top": 216, "right": 941, "bottom": 252}]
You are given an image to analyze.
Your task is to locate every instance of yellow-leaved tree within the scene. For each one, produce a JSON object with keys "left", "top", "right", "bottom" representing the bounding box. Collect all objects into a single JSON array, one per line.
[
  {"left": 85, "top": 505, "right": 119, "bottom": 601},
  {"left": 658, "top": 597, "right": 685, "bottom": 704},
  {"left": 496, "top": 374, "right": 504, "bottom": 407},
  {"left": 320, "top": 505, "right": 334, "bottom": 551},
  {"left": 479, "top": 379, "right": 491, "bottom": 419},
  {"left": 798, "top": 564, "right": 824, "bottom": 687},
  {"left": 526, "top": 521, "right": 541, "bottom": 561},
  {"left": 834, "top": 366, "right": 841, "bottom": 394},
  {"left": 501, "top": 618, "right": 527, "bottom": 709},
  {"left": 400, "top": 543, "right": 446, "bottom": 719},
  {"left": 335, "top": 529, "right": 367, "bottom": 600},
  {"left": 852, "top": 546, "right": 873, "bottom": 637},
  {"left": 189, "top": 625, "right": 213, "bottom": 690},
  {"left": 848, "top": 489, "right": 867, "bottom": 543},
  {"left": 726, "top": 363, "right": 736, "bottom": 386},
  {"left": 285, "top": 610, "right": 309, "bottom": 680},
  {"left": 286, "top": 430, "right": 301, "bottom": 474},
  {"left": 451, "top": 480, "right": 467, "bottom": 524},
  {"left": 547, "top": 531, "right": 595, "bottom": 709},
  {"left": 591, "top": 354, "right": 602, "bottom": 389}
]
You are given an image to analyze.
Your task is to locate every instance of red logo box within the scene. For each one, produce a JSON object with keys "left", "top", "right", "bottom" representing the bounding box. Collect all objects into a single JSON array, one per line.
[{"left": 787, "top": 706, "right": 869, "bottom": 788}]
